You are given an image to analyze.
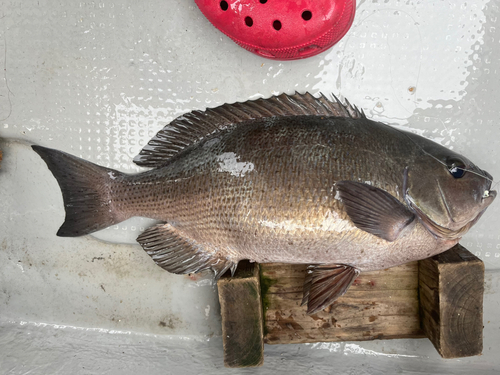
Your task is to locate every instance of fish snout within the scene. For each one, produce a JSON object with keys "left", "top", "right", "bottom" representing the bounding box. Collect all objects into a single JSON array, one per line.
[
  {"left": 482, "top": 169, "right": 494, "bottom": 182},
  {"left": 479, "top": 169, "right": 496, "bottom": 204}
]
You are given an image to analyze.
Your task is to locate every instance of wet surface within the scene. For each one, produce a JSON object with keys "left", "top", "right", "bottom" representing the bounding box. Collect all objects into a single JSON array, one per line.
[{"left": 1, "top": 0, "right": 500, "bottom": 372}]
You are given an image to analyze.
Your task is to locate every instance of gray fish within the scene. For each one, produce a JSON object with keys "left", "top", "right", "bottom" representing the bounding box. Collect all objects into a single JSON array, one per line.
[{"left": 32, "top": 93, "right": 496, "bottom": 314}]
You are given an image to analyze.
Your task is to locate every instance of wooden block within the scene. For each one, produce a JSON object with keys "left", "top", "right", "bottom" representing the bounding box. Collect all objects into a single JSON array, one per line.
[
  {"left": 217, "top": 244, "right": 483, "bottom": 365},
  {"left": 261, "top": 261, "right": 425, "bottom": 345},
  {"left": 419, "top": 244, "right": 484, "bottom": 358},
  {"left": 217, "top": 261, "right": 264, "bottom": 368}
]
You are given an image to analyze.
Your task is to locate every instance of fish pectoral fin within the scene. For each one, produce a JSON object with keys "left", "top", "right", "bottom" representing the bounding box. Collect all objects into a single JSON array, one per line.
[
  {"left": 137, "top": 223, "right": 237, "bottom": 279},
  {"left": 301, "top": 264, "right": 360, "bottom": 315},
  {"left": 336, "top": 180, "right": 416, "bottom": 242}
]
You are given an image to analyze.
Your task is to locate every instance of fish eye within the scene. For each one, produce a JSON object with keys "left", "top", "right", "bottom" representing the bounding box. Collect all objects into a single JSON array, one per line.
[{"left": 447, "top": 158, "right": 466, "bottom": 179}]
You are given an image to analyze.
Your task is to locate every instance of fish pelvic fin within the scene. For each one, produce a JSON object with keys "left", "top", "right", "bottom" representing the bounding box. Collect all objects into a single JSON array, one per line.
[
  {"left": 137, "top": 223, "right": 237, "bottom": 278},
  {"left": 32, "top": 145, "right": 127, "bottom": 237},
  {"left": 301, "top": 264, "right": 360, "bottom": 315}
]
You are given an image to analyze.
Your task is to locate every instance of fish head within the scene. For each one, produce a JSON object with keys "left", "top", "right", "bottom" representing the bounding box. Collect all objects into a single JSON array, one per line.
[{"left": 404, "top": 137, "right": 496, "bottom": 238}]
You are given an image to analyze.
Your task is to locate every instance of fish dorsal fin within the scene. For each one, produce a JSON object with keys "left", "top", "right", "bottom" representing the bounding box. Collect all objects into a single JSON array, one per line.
[{"left": 133, "top": 92, "right": 365, "bottom": 168}]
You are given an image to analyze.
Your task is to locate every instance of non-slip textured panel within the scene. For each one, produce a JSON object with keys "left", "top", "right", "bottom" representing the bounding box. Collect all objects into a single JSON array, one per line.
[{"left": 1, "top": 3, "right": 500, "bottom": 372}]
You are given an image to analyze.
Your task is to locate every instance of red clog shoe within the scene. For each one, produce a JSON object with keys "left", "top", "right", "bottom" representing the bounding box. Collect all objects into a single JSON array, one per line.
[{"left": 195, "top": 0, "right": 356, "bottom": 60}]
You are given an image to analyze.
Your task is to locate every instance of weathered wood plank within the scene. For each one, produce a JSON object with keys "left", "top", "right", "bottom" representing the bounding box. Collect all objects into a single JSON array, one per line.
[
  {"left": 264, "top": 289, "right": 420, "bottom": 314},
  {"left": 218, "top": 244, "right": 483, "bottom": 364},
  {"left": 217, "top": 261, "right": 264, "bottom": 367},
  {"left": 261, "top": 261, "right": 424, "bottom": 345},
  {"left": 262, "top": 263, "right": 418, "bottom": 294},
  {"left": 265, "top": 314, "right": 423, "bottom": 344},
  {"left": 419, "top": 244, "right": 484, "bottom": 358}
]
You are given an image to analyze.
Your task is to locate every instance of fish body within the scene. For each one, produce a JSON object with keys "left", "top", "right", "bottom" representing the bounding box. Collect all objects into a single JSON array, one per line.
[{"left": 33, "top": 93, "right": 496, "bottom": 313}]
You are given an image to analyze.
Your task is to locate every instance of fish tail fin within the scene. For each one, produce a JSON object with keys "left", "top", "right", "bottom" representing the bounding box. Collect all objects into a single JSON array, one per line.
[{"left": 32, "top": 145, "right": 127, "bottom": 237}]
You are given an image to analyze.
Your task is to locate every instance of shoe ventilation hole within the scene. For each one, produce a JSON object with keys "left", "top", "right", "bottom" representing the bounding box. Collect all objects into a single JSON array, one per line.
[
  {"left": 273, "top": 20, "right": 282, "bottom": 30},
  {"left": 245, "top": 16, "right": 253, "bottom": 27},
  {"left": 302, "top": 11, "right": 312, "bottom": 21},
  {"left": 259, "top": 0, "right": 267, "bottom": 3},
  {"left": 220, "top": 1, "right": 228, "bottom": 11}
]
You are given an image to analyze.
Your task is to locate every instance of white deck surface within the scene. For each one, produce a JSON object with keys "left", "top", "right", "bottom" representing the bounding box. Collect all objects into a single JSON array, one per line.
[{"left": 1, "top": 1, "right": 499, "bottom": 373}]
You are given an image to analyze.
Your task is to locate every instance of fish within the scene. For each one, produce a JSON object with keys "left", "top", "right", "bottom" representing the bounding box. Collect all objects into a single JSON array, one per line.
[{"left": 32, "top": 92, "right": 496, "bottom": 314}]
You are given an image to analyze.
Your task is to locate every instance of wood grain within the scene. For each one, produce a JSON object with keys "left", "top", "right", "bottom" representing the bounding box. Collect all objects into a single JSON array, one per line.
[
  {"left": 217, "top": 261, "right": 264, "bottom": 367},
  {"left": 419, "top": 244, "right": 484, "bottom": 358},
  {"left": 217, "top": 244, "right": 484, "bottom": 366},
  {"left": 261, "top": 261, "right": 425, "bottom": 344}
]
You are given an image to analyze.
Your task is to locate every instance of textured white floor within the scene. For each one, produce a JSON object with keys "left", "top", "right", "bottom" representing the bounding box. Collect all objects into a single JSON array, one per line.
[{"left": 1, "top": 0, "right": 500, "bottom": 373}]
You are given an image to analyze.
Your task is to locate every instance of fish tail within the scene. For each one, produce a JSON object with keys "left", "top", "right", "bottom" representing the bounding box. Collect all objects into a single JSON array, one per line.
[{"left": 32, "top": 145, "right": 128, "bottom": 237}]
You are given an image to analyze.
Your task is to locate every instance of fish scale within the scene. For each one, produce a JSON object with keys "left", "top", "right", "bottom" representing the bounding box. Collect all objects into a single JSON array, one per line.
[
  {"left": 117, "top": 117, "right": 422, "bottom": 258},
  {"left": 32, "top": 93, "right": 495, "bottom": 314}
]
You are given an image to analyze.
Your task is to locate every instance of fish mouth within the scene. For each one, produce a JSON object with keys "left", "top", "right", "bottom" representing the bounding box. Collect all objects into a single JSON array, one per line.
[
  {"left": 483, "top": 189, "right": 496, "bottom": 202},
  {"left": 406, "top": 185, "right": 495, "bottom": 241},
  {"left": 435, "top": 179, "right": 496, "bottom": 229},
  {"left": 403, "top": 170, "right": 464, "bottom": 239},
  {"left": 405, "top": 193, "right": 472, "bottom": 241},
  {"left": 481, "top": 169, "right": 496, "bottom": 202}
]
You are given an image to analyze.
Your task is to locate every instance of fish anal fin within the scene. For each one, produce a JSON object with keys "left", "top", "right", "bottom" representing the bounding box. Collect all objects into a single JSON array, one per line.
[
  {"left": 336, "top": 180, "right": 416, "bottom": 242},
  {"left": 302, "top": 264, "right": 360, "bottom": 315},
  {"left": 133, "top": 92, "right": 366, "bottom": 168},
  {"left": 137, "top": 223, "right": 236, "bottom": 278}
]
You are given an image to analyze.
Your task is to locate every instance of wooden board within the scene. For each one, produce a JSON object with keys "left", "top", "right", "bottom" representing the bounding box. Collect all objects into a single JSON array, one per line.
[
  {"left": 217, "top": 261, "right": 264, "bottom": 367},
  {"left": 261, "top": 261, "right": 425, "bottom": 344},
  {"left": 419, "top": 244, "right": 484, "bottom": 358},
  {"left": 217, "top": 244, "right": 484, "bottom": 366}
]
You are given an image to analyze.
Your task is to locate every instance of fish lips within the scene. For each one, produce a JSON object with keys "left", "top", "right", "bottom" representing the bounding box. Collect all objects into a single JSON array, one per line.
[
  {"left": 482, "top": 169, "right": 496, "bottom": 199},
  {"left": 482, "top": 170, "right": 496, "bottom": 205},
  {"left": 483, "top": 189, "right": 497, "bottom": 206},
  {"left": 405, "top": 188, "right": 495, "bottom": 241}
]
